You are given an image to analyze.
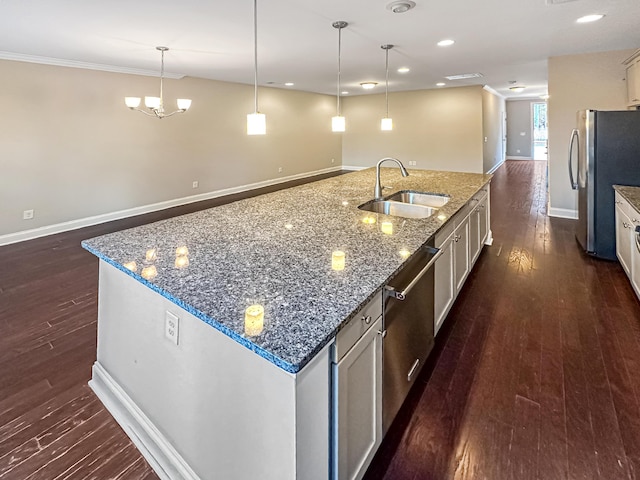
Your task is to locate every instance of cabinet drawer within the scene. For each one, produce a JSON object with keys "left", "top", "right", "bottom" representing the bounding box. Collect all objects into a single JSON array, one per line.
[
  {"left": 616, "top": 192, "right": 640, "bottom": 222},
  {"left": 334, "top": 292, "right": 382, "bottom": 361}
]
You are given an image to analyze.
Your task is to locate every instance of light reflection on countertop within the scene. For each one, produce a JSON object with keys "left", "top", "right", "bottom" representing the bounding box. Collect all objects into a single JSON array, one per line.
[{"left": 82, "top": 167, "right": 492, "bottom": 373}]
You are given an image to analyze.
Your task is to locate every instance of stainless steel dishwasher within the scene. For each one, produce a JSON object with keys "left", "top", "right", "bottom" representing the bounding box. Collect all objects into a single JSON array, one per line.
[{"left": 382, "top": 243, "right": 441, "bottom": 433}]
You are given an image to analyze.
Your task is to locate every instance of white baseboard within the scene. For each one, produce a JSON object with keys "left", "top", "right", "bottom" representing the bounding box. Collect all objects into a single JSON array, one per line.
[
  {"left": 486, "top": 160, "right": 505, "bottom": 175},
  {"left": 548, "top": 207, "right": 578, "bottom": 219},
  {"left": 89, "top": 362, "right": 200, "bottom": 480},
  {"left": 507, "top": 156, "right": 534, "bottom": 160},
  {"left": 0, "top": 166, "right": 344, "bottom": 246},
  {"left": 341, "top": 165, "right": 367, "bottom": 171}
]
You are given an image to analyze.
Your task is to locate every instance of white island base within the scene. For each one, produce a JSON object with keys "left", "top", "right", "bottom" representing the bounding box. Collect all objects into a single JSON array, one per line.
[{"left": 90, "top": 262, "right": 331, "bottom": 480}]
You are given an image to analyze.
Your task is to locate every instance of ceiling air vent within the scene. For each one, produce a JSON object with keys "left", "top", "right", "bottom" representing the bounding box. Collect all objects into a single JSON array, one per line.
[
  {"left": 444, "top": 73, "right": 484, "bottom": 80},
  {"left": 545, "top": 0, "right": 579, "bottom": 4}
]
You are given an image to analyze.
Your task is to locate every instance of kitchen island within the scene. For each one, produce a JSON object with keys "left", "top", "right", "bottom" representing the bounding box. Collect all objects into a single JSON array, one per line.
[{"left": 82, "top": 167, "right": 492, "bottom": 480}]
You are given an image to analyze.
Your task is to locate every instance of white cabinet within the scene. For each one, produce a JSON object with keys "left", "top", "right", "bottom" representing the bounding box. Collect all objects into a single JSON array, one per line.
[
  {"left": 615, "top": 192, "right": 640, "bottom": 299},
  {"left": 434, "top": 225, "right": 455, "bottom": 336},
  {"left": 454, "top": 215, "right": 470, "bottom": 294},
  {"left": 615, "top": 199, "right": 634, "bottom": 276},
  {"left": 625, "top": 52, "right": 640, "bottom": 106},
  {"left": 434, "top": 184, "right": 491, "bottom": 336},
  {"left": 332, "top": 297, "right": 383, "bottom": 480}
]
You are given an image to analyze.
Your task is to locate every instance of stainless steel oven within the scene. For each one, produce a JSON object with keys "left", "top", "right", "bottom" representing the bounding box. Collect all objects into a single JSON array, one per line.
[{"left": 382, "top": 243, "right": 441, "bottom": 433}]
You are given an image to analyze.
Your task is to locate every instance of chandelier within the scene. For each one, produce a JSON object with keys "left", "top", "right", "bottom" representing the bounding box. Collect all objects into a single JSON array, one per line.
[{"left": 124, "top": 47, "right": 192, "bottom": 119}]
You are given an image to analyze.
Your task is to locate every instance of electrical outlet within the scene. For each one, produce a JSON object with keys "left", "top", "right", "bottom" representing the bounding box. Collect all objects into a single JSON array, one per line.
[
  {"left": 23, "top": 209, "right": 34, "bottom": 220},
  {"left": 278, "top": 167, "right": 283, "bottom": 173},
  {"left": 408, "top": 161, "right": 417, "bottom": 167},
  {"left": 331, "top": 158, "right": 335, "bottom": 164},
  {"left": 165, "top": 311, "right": 179, "bottom": 345},
  {"left": 192, "top": 181, "right": 199, "bottom": 189}
]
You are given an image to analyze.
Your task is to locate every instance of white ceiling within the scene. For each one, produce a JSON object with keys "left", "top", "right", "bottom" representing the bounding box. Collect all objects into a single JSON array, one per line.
[{"left": 1, "top": 0, "right": 639, "bottom": 99}]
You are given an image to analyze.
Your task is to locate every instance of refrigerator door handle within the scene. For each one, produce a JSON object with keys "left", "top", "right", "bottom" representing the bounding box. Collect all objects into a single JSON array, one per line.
[{"left": 568, "top": 128, "right": 579, "bottom": 190}]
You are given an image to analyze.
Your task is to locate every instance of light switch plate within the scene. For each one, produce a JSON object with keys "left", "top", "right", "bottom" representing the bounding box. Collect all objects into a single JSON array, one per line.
[{"left": 165, "top": 311, "right": 179, "bottom": 345}]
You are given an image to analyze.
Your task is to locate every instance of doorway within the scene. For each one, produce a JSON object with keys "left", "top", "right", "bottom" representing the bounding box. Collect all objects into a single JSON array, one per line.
[{"left": 532, "top": 102, "right": 548, "bottom": 160}]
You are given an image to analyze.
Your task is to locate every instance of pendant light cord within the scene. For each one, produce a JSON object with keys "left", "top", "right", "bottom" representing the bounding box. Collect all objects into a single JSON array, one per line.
[
  {"left": 337, "top": 25, "right": 342, "bottom": 116},
  {"left": 385, "top": 48, "right": 389, "bottom": 117},
  {"left": 253, "top": 0, "right": 259, "bottom": 113},
  {"left": 160, "top": 49, "right": 165, "bottom": 106}
]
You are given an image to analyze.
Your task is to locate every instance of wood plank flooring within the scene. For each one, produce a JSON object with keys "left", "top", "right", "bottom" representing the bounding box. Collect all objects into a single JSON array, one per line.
[{"left": 2, "top": 162, "right": 640, "bottom": 479}]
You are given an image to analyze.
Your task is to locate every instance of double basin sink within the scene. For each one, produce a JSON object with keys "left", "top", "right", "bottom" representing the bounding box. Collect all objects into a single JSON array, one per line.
[{"left": 358, "top": 191, "right": 449, "bottom": 219}]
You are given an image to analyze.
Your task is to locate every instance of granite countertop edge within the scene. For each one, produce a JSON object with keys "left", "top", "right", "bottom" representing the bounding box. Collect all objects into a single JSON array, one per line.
[{"left": 614, "top": 185, "right": 640, "bottom": 213}]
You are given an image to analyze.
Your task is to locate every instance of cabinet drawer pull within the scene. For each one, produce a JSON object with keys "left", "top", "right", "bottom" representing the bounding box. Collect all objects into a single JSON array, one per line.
[
  {"left": 377, "top": 329, "right": 387, "bottom": 338},
  {"left": 362, "top": 315, "right": 372, "bottom": 325},
  {"left": 624, "top": 222, "right": 631, "bottom": 229}
]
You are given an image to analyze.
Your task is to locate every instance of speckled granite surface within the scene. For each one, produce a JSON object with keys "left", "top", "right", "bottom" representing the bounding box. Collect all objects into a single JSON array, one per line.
[
  {"left": 615, "top": 185, "right": 640, "bottom": 213},
  {"left": 82, "top": 168, "right": 491, "bottom": 373}
]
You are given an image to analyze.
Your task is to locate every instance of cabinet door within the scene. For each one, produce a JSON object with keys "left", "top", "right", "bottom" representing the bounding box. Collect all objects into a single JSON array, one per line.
[
  {"left": 334, "top": 316, "right": 382, "bottom": 480},
  {"left": 616, "top": 202, "right": 633, "bottom": 276},
  {"left": 632, "top": 227, "right": 640, "bottom": 298},
  {"left": 469, "top": 206, "right": 481, "bottom": 265},
  {"left": 479, "top": 194, "right": 489, "bottom": 246},
  {"left": 434, "top": 232, "right": 455, "bottom": 336},
  {"left": 454, "top": 219, "right": 470, "bottom": 293},
  {"left": 628, "top": 61, "right": 640, "bottom": 106}
]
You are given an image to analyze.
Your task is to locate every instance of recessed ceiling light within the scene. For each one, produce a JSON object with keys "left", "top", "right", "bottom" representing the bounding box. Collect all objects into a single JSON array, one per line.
[
  {"left": 386, "top": 1, "right": 416, "bottom": 13},
  {"left": 341, "top": 91, "right": 349, "bottom": 95},
  {"left": 284, "top": 82, "right": 294, "bottom": 86},
  {"left": 437, "top": 39, "right": 455, "bottom": 47},
  {"left": 577, "top": 14, "right": 604, "bottom": 23},
  {"left": 436, "top": 82, "right": 446, "bottom": 87},
  {"left": 397, "top": 67, "right": 410, "bottom": 74},
  {"left": 360, "top": 82, "right": 378, "bottom": 89}
]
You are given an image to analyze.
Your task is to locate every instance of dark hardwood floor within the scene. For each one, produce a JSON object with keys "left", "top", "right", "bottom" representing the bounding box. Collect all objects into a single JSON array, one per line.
[{"left": 2, "top": 162, "right": 640, "bottom": 479}]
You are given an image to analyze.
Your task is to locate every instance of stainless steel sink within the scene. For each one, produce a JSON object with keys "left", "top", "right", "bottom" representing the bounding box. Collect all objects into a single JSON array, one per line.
[
  {"left": 358, "top": 200, "right": 437, "bottom": 219},
  {"left": 385, "top": 191, "right": 450, "bottom": 208}
]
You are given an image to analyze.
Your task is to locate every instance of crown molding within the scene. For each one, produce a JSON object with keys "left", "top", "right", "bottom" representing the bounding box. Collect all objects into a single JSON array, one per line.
[{"left": 0, "top": 51, "right": 185, "bottom": 79}]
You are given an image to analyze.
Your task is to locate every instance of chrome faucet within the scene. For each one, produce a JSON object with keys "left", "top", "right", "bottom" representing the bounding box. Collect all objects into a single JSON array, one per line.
[{"left": 374, "top": 157, "right": 409, "bottom": 198}]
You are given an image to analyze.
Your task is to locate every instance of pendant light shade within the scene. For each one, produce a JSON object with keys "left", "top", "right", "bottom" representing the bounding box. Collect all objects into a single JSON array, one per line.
[
  {"left": 381, "top": 44, "right": 394, "bottom": 131},
  {"left": 332, "top": 21, "right": 348, "bottom": 133},
  {"left": 247, "top": 0, "right": 266, "bottom": 135}
]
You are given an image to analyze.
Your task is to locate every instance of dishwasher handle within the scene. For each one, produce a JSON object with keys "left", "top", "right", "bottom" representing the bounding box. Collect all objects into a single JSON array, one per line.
[{"left": 385, "top": 246, "right": 442, "bottom": 300}]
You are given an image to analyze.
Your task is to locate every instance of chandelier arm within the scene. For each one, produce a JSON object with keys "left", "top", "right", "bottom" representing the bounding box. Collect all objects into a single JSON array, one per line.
[
  {"left": 161, "top": 109, "right": 187, "bottom": 118},
  {"left": 130, "top": 108, "right": 158, "bottom": 118}
]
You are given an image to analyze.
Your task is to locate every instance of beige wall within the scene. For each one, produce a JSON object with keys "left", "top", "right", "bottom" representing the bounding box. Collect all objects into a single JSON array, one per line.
[
  {"left": 547, "top": 49, "right": 634, "bottom": 217},
  {"left": 341, "top": 86, "right": 485, "bottom": 173},
  {"left": 506, "top": 100, "right": 535, "bottom": 158},
  {"left": 482, "top": 88, "right": 506, "bottom": 173},
  {"left": 0, "top": 59, "right": 341, "bottom": 239}
]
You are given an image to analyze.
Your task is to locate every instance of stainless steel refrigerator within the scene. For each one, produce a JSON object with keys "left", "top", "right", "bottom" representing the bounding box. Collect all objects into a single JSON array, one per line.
[{"left": 568, "top": 109, "right": 640, "bottom": 260}]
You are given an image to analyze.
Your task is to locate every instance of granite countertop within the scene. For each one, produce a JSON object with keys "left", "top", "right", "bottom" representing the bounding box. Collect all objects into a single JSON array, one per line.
[
  {"left": 82, "top": 167, "right": 492, "bottom": 373},
  {"left": 614, "top": 185, "right": 640, "bottom": 213}
]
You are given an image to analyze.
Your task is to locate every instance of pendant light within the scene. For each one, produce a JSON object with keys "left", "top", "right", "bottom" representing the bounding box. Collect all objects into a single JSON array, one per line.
[
  {"left": 381, "top": 44, "right": 394, "bottom": 131},
  {"left": 331, "top": 21, "right": 348, "bottom": 132},
  {"left": 247, "top": 0, "right": 266, "bottom": 135},
  {"left": 125, "top": 47, "right": 191, "bottom": 119}
]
